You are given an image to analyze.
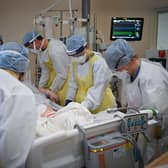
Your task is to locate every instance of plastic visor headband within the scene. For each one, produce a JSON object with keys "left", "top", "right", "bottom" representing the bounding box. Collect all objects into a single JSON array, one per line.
[
  {"left": 29, "top": 32, "right": 40, "bottom": 43},
  {"left": 0, "top": 50, "right": 30, "bottom": 71},
  {"left": 114, "top": 55, "right": 132, "bottom": 70},
  {"left": 24, "top": 33, "right": 40, "bottom": 47},
  {"left": 66, "top": 42, "right": 87, "bottom": 57},
  {"left": 0, "top": 50, "right": 29, "bottom": 58}
]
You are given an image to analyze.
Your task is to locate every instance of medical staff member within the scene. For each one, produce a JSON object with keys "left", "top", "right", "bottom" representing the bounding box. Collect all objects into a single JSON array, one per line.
[
  {"left": 22, "top": 30, "right": 70, "bottom": 106},
  {"left": 65, "top": 34, "right": 116, "bottom": 114},
  {"left": 105, "top": 39, "right": 168, "bottom": 116},
  {"left": 0, "top": 42, "right": 37, "bottom": 168}
]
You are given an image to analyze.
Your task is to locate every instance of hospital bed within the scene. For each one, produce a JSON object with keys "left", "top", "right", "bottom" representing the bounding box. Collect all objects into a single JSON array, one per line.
[
  {"left": 25, "top": 110, "right": 166, "bottom": 168},
  {"left": 26, "top": 129, "right": 84, "bottom": 168},
  {"left": 26, "top": 112, "right": 122, "bottom": 168}
]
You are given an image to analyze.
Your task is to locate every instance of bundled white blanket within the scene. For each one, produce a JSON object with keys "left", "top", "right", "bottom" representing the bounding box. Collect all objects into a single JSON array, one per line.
[{"left": 36, "top": 102, "right": 94, "bottom": 136}]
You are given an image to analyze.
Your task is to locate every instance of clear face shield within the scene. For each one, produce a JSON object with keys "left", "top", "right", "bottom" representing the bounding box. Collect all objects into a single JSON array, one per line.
[
  {"left": 18, "top": 57, "right": 30, "bottom": 82},
  {"left": 29, "top": 41, "right": 39, "bottom": 54},
  {"left": 71, "top": 48, "right": 88, "bottom": 64},
  {"left": 72, "top": 54, "right": 87, "bottom": 64},
  {"left": 30, "top": 39, "right": 45, "bottom": 54},
  {"left": 111, "top": 55, "right": 131, "bottom": 82},
  {"left": 23, "top": 65, "right": 32, "bottom": 84}
]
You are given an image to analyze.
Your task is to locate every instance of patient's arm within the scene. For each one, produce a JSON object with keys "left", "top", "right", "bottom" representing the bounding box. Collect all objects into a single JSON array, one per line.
[{"left": 40, "top": 105, "right": 57, "bottom": 118}]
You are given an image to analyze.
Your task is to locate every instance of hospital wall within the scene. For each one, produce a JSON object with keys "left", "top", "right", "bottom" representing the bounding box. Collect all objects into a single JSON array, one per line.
[{"left": 0, "top": 0, "right": 167, "bottom": 57}]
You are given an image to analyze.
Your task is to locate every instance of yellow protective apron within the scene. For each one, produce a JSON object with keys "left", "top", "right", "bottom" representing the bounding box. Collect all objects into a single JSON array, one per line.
[
  {"left": 72, "top": 53, "right": 116, "bottom": 114},
  {"left": 6, "top": 70, "right": 18, "bottom": 78},
  {"left": 43, "top": 48, "right": 69, "bottom": 106}
]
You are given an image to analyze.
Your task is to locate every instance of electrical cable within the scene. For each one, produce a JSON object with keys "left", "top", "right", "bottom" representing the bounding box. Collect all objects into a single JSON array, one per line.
[{"left": 113, "top": 113, "right": 144, "bottom": 168}]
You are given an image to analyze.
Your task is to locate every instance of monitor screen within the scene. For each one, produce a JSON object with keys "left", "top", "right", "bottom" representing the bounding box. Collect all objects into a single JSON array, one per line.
[{"left": 110, "top": 17, "right": 144, "bottom": 41}]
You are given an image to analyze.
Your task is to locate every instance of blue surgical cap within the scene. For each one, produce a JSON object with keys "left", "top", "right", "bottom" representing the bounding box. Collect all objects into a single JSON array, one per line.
[
  {"left": 105, "top": 39, "right": 135, "bottom": 70},
  {"left": 0, "top": 42, "right": 29, "bottom": 58},
  {"left": 0, "top": 42, "right": 30, "bottom": 72},
  {"left": 66, "top": 34, "right": 87, "bottom": 56},
  {"left": 22, "top": 30, "right": 40, "bottom": 45}
]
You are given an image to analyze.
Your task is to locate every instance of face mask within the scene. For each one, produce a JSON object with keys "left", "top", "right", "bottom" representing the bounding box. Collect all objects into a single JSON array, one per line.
[
  {"left": 113, "top": 70, "right": 130, "bottom": 82},
  {"left": 31, "top": 39, "right": 45, "bottom": 54},
  {"left": 72, "top": 54, "right": 87, "bottom": 64}
]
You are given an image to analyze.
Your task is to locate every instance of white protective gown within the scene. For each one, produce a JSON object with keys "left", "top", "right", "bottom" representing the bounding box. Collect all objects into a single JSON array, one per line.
[
  {"left": 126, "top": 59, "right": 168, "bottom": 163},
  {"left": 38, "top": 39, "right": 70, "bottom": 92},
  {"left": 126, "top": 59, "right": 168, "bottom": 123},
  {"left": 66, "top": 52, "right": 112, "bottom": 111},
  {"left": 0, "top": 69, "right": 37, "bottom": 168}
]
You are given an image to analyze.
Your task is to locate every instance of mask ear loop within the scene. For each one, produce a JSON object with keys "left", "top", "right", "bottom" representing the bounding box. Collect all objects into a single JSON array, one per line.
[
  {"left": 33, "top": 41, "right": 36, "bottom": 50},
  {"left": 39, "top": 39, "right": 45, "bottom": 51},
  {"left": 32, "top": 30, "right": 37, "bottom": 50}
]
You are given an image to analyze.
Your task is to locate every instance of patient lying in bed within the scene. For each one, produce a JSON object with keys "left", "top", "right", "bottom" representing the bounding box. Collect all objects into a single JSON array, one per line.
[
  {"left": 36, "top": 102, "right": 94, "bottom": 136},
  {"left": 24, "top": 83, "right": 114, "bottom": 137},
  {"left": 36, "top": 102, "right": 116, "bottom": 137}
]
